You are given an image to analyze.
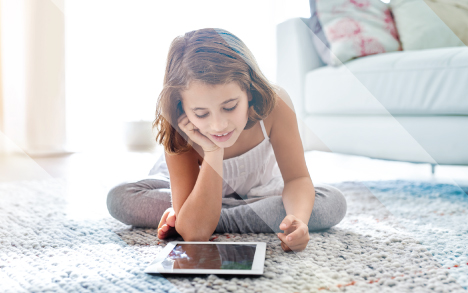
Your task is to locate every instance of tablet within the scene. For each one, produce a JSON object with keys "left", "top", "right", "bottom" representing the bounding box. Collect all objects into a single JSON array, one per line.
[{"left": 144, "top": 242, "right": 266, "bottom": 275}]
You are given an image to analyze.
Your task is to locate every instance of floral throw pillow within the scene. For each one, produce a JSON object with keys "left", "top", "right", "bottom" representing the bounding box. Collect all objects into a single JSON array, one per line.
[{"left": 316, "top": 0, "right": 401, "bottom": 65}]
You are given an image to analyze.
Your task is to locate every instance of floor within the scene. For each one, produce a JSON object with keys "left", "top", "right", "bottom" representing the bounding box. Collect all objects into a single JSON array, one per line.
[{"left": 2, "top": 146, "right": 468, "bottom": 291}]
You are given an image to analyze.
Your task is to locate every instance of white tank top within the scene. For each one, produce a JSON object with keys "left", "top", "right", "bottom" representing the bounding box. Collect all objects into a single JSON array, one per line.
[{"left": 148, "top": 120, "right": 284, "bottom": 206}]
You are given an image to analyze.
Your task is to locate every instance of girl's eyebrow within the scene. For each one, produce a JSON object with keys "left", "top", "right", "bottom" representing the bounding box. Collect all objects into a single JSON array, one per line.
[{"left": 190, "top": 97, "right": 239, "bottom": 111}]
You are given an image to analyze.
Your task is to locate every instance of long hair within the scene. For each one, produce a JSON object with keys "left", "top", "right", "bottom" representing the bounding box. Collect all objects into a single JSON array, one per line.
[{"left": 153, "top": 28, "right": 278, "bottom": 154}]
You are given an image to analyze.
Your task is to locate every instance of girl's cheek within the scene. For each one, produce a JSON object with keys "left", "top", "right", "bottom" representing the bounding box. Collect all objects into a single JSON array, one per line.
[{"left": 193, "top": 120, "right": 208, "bottom": 133}]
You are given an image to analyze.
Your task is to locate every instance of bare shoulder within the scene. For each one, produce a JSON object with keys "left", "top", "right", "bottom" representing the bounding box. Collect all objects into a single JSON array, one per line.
[
  {"left": 269, "top": 85, "right": 297, "bottom": 140},
  {"left": 263, "top": 85, "right": 296, "bottom": 136},
  {"left": 273, "top": 84, "right": 295, "bottom": 111}
]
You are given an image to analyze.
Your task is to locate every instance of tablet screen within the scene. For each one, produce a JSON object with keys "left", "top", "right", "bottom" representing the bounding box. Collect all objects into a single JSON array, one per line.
[{"left": 160, "top": 243, "right": 257, "bottom": 270}]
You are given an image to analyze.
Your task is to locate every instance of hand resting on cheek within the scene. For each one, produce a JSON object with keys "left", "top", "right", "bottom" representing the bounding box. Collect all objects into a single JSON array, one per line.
[{"left": 178, "top": 113, "right": 220, "bottom": 153}]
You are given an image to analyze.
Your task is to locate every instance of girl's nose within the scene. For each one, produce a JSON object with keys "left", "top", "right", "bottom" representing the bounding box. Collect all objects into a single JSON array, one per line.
[{"left": 211, "top": 115, "right": 228, "bottom": 132}]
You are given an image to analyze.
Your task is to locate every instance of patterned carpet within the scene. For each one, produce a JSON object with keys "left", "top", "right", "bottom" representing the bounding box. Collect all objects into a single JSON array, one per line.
[{"left": 1, "top": 179, "right": 467, "bottom": 292}]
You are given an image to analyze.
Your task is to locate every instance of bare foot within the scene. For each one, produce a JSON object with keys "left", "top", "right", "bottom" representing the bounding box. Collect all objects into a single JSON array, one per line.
[{"left": 157, "top": 208, "right": 179, "bottom": 239}]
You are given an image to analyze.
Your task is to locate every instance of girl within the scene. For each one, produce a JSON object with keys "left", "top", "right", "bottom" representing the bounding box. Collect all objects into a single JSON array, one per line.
[{"left": 107, "top": 28, "right": 347, "bottom": 252}]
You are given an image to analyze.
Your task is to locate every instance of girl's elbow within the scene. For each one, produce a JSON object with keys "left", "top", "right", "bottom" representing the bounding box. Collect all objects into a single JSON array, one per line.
[
  {"left": 179, "top": 229, "right": 212, "bottom": 242},
  {"left": 182, "top": 233, "right": 211, "bottom": 242},
  {"left": 175, "top": 221, "right": 212, "bottom": 242}
]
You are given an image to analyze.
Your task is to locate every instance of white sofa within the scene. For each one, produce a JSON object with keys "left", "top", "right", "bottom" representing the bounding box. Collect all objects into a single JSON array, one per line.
[{"left": 277, "top": 17, "right": 468, "bottom": 166}]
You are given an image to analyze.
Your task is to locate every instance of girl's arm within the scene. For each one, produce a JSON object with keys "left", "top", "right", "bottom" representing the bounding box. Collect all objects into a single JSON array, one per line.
[
  {"left": 269, "top": 87, "right": 315, "bottom": 250},
  {"left": 270, "top": 88, "right": 314, "bottom": 222},
  {"left": 281, "top": 178, "right": 315, "bottom": 225},
  {"left": 165, "top": 147, "right": 224, "bottom": 241}
]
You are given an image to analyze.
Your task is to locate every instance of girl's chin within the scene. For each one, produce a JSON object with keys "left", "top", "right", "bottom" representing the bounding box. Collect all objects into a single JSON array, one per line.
[
  {"left": 213, "top": 138, "right": 235, "bottom": 147},
  {"left": 215, "top": 141, "right": 235, "bottom": 149}
]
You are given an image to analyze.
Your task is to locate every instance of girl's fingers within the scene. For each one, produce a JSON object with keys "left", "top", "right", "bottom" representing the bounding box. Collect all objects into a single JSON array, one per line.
[
  {"left": 178, "top": 114, "right": 199, "bottom": 134},
  {"left": 178, "top": 118, "right": 196, "bottom": 136},
  {"left": 177, "top": 115, "right": 189, "bottom": 130},
  {"left": 281, "top": 242, "right": 291, "bottom": 252},
  {"left": 277, "top": 227, "right": 309, "bottom": 251},
  {"left": 178, "top": 120, "right": 188, "bottom": 132},
  {"left": 158, "top": 225, "right": 178, "bottom": 239},
  {"left": 284, "top": 226, "right": 308, "bottom": 242},
  {"left": 277, "top": 232, "right": 289, "bottom": 245},
  {"left": 158, "top": 210, "right": 170, "bottom": 229},
  {"left": 279, "top": 215, "right": 298, "bottom": 231},
  {"left": 158, "top": 228, "right": 166, "bottom": 239},
  {"left": 279, "top": 237, "right": 303, "bottom": 252},
  {"left": 177, "top": 113, "right": 187, "bottom": 124},
  {"left": 158, "top": 225, "right": 168, "bottom": 234},
  {"left": 279, "top": 219, "right": 291, "bottom": 230},
  {"left": 176, "top": 114, "right": 217, "bottom": 151}
]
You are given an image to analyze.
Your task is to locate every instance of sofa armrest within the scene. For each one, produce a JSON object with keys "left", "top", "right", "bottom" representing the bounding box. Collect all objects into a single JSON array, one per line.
[{"left": 276, "top": 17, "right": 324, "bottom": 120}]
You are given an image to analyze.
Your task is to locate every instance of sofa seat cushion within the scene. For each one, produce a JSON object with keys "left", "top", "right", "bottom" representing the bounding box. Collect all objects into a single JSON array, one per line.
[{"left": 304, "top": 46, "right": 468, "bottom": 115}]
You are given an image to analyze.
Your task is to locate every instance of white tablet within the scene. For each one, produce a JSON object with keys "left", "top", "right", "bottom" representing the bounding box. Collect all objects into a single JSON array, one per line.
[{"left": 144, "top": 242, "right": 266, "bottom": 275}]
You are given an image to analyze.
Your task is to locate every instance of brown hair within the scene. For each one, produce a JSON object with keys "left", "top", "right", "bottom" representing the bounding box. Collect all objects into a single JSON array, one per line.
[{"left": 153, "top": 28, "right": 278, "bottom": 154}]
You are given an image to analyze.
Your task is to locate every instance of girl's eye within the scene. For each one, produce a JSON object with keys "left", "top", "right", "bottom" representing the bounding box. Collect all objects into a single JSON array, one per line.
[
  {"left": 194, "top": 104, "right": 238, "bottom": 119},
  {"left": 224, "top": 104, "right": 238, "bottom": 112}
]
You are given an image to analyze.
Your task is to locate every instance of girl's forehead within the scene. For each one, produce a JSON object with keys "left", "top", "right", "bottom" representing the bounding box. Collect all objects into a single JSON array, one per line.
[
  {"left": 186, "top": 81, "right": 242, "bottom": 92},
  {"left": 181, "top": 82, "right": 246, "bottom": 105}
]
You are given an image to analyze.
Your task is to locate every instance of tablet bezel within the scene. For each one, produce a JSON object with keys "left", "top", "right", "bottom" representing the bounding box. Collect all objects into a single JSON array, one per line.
[{"left": 144, "top": 241, "right": 266, "bottom": 275}]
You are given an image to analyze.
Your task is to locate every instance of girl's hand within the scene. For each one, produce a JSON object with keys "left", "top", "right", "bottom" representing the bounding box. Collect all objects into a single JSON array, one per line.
[
  {"left": 178, "top": 113, "right": 219, "bottom": 152},
  {"left": 277, "top": 215, "right": 310, "bottom": 252},
  {"left": 157, "top": 208, "right": 179, "bottom": 239}
]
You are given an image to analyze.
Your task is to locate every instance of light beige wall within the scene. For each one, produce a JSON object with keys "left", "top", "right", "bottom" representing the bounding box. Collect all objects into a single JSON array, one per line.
[
  {"left": 0, "top": 0, "right": 4, "bottom": 153},
  {"left": 23, "top": 0, "right": 66, "bottom": 156},
  {"left": 1, "top": 0, "right": 66, "bottom": 156}
]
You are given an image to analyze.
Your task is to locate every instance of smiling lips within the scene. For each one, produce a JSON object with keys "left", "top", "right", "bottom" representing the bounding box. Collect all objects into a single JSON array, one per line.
[
  {"left": 210, "top": 130, "right": 234, "bottom": 142},
  {"left": 214, "top": 132, "right": 230, "bottom": 137}
]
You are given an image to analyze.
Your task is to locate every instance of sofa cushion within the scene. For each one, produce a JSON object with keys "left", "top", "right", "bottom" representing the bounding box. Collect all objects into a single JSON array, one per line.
[
  {"left": 391, "top": 0, "right": 466, "bottom": 50},
  {"left": 304, "top": 46, "right": 468, "bottom": 115},
  {"left": 315, "top": 0, "right": 401, "bottom": 65}
]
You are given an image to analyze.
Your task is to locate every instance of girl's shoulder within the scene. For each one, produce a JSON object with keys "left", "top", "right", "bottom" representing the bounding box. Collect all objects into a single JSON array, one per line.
[
  {"left": 271, "top": 85, "right": 295, "bottom": 115},
  {"left": 263, "top": 85, "right": 295, "bottom": 137}
]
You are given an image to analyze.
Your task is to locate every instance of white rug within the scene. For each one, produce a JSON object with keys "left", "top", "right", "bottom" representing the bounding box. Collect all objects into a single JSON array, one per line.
[{"left": 0, "top": 179, "right": 467, "bottom": 292}]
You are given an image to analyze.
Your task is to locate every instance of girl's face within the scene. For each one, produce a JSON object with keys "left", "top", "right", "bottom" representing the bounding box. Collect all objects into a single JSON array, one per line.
[{"left": 180, "top": 81, "right": 252, "bottom": 149}]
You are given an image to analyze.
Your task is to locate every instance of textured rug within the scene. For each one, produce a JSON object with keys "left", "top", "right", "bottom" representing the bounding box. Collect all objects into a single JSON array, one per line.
[{"left": 1, "top": 179, "right": 467, "bottom": 292}]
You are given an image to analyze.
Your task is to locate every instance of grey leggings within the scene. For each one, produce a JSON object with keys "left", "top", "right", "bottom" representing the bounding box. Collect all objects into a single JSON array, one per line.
[{"left": 106, "top": 178, "right": 347, "bottom": 234}]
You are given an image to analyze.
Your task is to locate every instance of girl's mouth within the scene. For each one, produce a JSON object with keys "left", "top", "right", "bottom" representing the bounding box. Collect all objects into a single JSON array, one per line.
[{"left": 210, "top": 130, "right": 234, "bottom": 142}]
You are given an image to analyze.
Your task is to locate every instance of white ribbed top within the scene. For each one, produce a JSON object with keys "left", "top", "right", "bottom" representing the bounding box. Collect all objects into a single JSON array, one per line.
[{"left": 221, "top": 120, "right": 283, "bottom": 199}]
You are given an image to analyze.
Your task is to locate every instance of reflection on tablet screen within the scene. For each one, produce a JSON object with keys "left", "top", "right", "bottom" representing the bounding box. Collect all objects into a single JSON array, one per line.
[{"left": 161, "top": 244, "right": 257, "bottom": 270}]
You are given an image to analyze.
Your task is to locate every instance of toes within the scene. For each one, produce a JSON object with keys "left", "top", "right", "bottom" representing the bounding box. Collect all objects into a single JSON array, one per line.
[
  {"left": 167, "top": 215, "right": 176, "bottom": 227},
  {"left": 158, "top": 226, "right": 171, "bottom": 238}
]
